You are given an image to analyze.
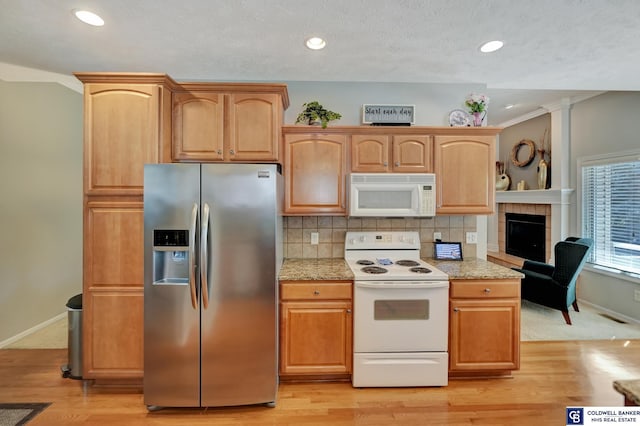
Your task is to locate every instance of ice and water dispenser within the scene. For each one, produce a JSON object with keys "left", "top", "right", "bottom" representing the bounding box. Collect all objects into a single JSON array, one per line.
[{"left": 153, "top": 229, "right": 190, "bottom": 285}]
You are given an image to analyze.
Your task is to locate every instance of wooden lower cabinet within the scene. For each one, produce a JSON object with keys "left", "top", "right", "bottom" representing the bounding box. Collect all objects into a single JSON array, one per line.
[
  {"left": 84, "top": 289, "right": 144, "bottom": 379},
  {"left": 83, "top": 198, "right": 144, "bottom": 380},
  {"left": 448, "top": 279, "right": 521, "bottom": 377},
  {"left": 279, "top": 281, "right": 352, "bottom": 379}
]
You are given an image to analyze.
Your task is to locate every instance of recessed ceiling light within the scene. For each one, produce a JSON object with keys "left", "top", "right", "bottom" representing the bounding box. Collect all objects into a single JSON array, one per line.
[
  {"left": 504, "top": 104, "right": 515, "bottom": 109},
  {"left": 305, "top": 36, "right": 326, "bottom": 50},
  {"left": 479, "top": 40, "right": 504, "bottom": 53},
  {"left": 74, "top": 10, "right": 105, "bottom": 26}
]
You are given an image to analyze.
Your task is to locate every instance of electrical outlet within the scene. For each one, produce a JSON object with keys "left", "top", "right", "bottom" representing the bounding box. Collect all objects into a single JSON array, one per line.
[
  {"left": 634, "top": 289, "right": 640, "bottom": 302},
  {"left": 466, "top": 232, "right": 478, "bottom": 244},
  {"left": 310, "top": 232, "right": 319, "bottom": 245},
  {"left": 433, "top": 232, "right": 442, "bottom": 241}
]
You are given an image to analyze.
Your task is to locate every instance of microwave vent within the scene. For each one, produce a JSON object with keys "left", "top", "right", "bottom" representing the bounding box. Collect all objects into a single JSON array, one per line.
[{"left": 350, "top": 173, "right": 435, "bottom": 184}]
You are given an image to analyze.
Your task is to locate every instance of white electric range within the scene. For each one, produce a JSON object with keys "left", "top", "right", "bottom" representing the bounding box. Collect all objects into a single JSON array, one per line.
[{"left": 345, "top": 231, "right": 449, "bottom": 387}]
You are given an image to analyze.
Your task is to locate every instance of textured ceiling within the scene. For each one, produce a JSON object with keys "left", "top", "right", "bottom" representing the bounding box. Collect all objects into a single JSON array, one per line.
[{"left": 0, "top": 0, "right": 637, "bottom": 124}]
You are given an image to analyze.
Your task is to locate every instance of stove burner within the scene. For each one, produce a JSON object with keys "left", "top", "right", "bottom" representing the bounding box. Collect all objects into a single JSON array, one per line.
[
  {"left": 396, "top": 260, "right": 420, "bottom": 267},
  {"left": 410, "top": 267, "right": 432, "bottom": 274},
  {"left": 356, "top": 260, "right": 375, "bottom": 265},
  {"left": 361, "top": 266, "right": 388, "bottom": 274}
]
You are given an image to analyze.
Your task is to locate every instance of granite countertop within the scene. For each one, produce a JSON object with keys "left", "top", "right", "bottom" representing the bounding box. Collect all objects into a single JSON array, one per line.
[
  {"left": 426, "top": 258, "right": 524, "bottom": 280},
  {"left": 279, "top": 258, "right": 354, "bottom": 281},
  {"left": 614, "top": 379, "right": 640, "bottom": 406},
  {"left": 279, "top": 257, "right": 522, "bottom": 281}
]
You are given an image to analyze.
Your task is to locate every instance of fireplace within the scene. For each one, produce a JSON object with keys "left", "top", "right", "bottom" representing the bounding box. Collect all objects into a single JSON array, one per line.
[{"left": 505, "top": 213, "right": 546, "bottom": 261}]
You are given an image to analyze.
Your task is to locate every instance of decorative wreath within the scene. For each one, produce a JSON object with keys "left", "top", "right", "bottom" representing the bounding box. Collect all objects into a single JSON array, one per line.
[{"left": 511, "top": 139, "right": 536, "bottom": 167}]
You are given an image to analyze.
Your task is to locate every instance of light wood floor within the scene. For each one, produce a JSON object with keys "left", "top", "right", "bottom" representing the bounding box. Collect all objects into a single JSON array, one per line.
[{"left": 1, "top": 340, "right": 639, "bottom": 425}]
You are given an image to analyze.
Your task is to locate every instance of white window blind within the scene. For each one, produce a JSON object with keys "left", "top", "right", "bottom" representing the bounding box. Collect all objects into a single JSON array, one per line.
[{"left": 581, "top": 152, "right": 640, "bottom": 274}]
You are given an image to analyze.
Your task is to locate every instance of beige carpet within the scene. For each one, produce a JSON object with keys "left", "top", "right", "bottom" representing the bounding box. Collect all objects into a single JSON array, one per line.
[
  {"left": 5, "top": 318, "right": 67, "bottom": 349},
  {"left": 521, "top": 299, "right": 640, "bottom": 341}
]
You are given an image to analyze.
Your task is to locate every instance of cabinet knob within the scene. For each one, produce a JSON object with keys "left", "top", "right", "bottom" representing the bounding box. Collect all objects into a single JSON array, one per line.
[
  {"left": 229, "top": 149, "right": 235, "bottom": 155},
  {"left": 313, "top": 290, "right": 320, "bottom": 295},
  {"left": 346, "top": 309, "right": 352, "bottom": 314},
  {"left": 383, "top": 162, "right": 388, "bottom": 167},
  {"left": 217, "top": 149, "right": 222, "bottom": 155},
  {"left": 484, "top": 288, "right": 491, "bottom": 293},
  {"left": 395, "top": 161, "right": 400, "bottom": 167},
  {"left": 453, "top": 307, "right": 459, "bottom": 312}
]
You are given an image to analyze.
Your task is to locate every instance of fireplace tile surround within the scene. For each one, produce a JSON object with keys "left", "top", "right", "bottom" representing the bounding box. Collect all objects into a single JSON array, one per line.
[
  {"left": 489, "top": 188, "right": 574, "bottom": 268},
  {"left": 499, "top": 203, "right": 551, "bottom": 262}
]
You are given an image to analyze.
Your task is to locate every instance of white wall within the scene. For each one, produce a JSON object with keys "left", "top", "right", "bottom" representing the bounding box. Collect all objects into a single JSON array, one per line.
[
  {"left": 568, "top": 92, "right": 640, "bottom": 321},
  {"left": 0, "top": 81, "right": 83, "bottom": 343}
]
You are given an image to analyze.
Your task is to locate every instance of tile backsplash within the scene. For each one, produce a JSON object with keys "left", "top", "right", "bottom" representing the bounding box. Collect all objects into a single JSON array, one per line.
[{"left": 283, "top": 216, "right": 478, "bottom": 259}]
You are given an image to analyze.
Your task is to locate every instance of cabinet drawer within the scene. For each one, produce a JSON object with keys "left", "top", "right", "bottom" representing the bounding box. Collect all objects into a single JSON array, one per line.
[
  {"left": 281, "top": 282, "right": 352, "bottom": 301},
  {"left": 450, "top": 280, "right": 520, "bottom": 299}
]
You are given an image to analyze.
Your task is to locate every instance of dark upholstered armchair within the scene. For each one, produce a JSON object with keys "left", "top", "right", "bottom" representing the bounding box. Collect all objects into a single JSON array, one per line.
[{"left": 512, "top": 237, "right": 593, "bottom": 325}]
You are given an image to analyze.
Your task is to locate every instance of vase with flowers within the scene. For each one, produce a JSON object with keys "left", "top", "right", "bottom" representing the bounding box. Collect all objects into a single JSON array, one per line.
[{"left": 465, "top": 93, "right": 490, "bottom": 126}]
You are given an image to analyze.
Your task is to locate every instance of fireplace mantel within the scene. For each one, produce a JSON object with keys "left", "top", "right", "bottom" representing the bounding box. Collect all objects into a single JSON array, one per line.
[{"left": 495, "top": 188, "right": 574, "bottom": 205}]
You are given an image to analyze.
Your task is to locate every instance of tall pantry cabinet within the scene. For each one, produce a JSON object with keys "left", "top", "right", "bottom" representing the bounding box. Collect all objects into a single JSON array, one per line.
[{"left": 76, "top": 73, "right": 174, "bottom": 381}]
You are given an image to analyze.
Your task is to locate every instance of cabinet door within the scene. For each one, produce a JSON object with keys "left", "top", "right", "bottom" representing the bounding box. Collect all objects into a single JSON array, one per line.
[
  {"left": 351, "top": 135, "right": 390, "bottom": 172},
  {"left": 84, "top": 289, "right": 144, "bottom": 379},
  {"left": 172, "top": 92, "right": 225, "bottom": 161},
  {"left": 280, "top": 300, "right": 352, "bottom": 375},
  {"left": 84, "top": 84, "right": 165, "bottom": 195},
  {"left": 449, "top": 299, "right": 520, "bottom": 372},
  {"left": 434, "top": 135, "right": 495, "bottom": 214},
  {"left": 284, "top": 134, "right": 347, "bottom": 215},
  {"left": 392, "top": 135, "right": 432, "bottom": 172},
  {"left": 84, "top": 199, "right": 144, "bottom": 379},
  {"left": 84, "top": 199, "right": 144, "bottom": 288},
  {"left": 228, "top": 93, "right": 281, "bottom": 162}
]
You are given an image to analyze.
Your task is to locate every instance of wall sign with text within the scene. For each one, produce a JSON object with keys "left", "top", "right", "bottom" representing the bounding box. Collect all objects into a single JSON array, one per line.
[{"left": 362, "top": 104, "right": 415, "bottom": 125}]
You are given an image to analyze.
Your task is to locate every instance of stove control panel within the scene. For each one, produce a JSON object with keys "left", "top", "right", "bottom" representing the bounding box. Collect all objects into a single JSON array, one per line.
[{"left": 345, "top": 231, "right": 419, "bottom": 250}]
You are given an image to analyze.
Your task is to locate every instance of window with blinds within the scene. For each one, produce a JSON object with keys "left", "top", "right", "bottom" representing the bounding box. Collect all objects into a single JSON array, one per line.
[{"left": 581, "top": 152, "right": 640, "bottom": 275}]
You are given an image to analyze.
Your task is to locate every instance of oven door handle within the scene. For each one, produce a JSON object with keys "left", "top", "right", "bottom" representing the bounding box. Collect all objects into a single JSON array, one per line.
[{"left": 355, "top": 281, "right": 449, "bottom": 289}]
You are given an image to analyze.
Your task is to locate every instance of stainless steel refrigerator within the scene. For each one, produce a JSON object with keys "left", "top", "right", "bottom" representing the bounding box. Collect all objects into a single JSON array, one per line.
[{"left": 143, "top": 163, "right": 283, "bottom": 409}]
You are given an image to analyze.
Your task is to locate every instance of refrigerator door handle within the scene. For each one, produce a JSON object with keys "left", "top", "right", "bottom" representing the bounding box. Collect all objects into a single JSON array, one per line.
[
  {"left": 200, "top": 203, "right": 211, "bottom": 309},
  {"left": 188, "top": 203, "right": 198, "bottom": 310}
]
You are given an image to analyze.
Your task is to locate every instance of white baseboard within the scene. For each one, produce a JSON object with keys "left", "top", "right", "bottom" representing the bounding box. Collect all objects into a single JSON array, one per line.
[
  {"left": 0, "top": 312, "right": 67, "bottom": 348},
  {"left": 578, "top": 299, "right": 640, "bottom": 326}
]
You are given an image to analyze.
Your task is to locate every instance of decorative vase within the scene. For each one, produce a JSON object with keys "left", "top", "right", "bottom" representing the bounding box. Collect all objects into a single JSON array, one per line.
[
  {"left": 496, "top": 173, "right": 510, "bottom": 191},
  {"left": 472, "top": 111, "right": 485, "bottom": 127},
  {"left": 537, "top": 158, "right": 548, "bottom": 189}
]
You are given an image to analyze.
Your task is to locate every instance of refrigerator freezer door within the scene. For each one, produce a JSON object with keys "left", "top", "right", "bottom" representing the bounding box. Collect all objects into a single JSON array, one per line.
[
  {"left": 144, "top": 164, "right": 201, "bottom": 407},
  {"left": 200, "top": 163, "right": 279, "bottom": 407}
]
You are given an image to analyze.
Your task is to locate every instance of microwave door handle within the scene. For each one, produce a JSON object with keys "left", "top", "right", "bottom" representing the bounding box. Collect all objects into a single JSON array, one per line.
[
  {"left": 355, "top": 281, "right": 449, "bottom": 289},
  {"left": 188, "top": 203, "right": 198, "bottom": 310},
  {"left": 200, "top": 203, "right": 210, "bottom": 309}
]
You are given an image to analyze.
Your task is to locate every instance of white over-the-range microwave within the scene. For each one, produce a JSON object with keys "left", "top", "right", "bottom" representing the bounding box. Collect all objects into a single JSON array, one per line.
[{"left": 349, "top": 173, "right": 436, "bottom": 217}]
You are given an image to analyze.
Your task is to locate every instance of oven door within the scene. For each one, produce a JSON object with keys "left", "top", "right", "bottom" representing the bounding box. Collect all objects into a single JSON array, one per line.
[{"left": 354, "top": 280, "right": 449, "bottom": 352}]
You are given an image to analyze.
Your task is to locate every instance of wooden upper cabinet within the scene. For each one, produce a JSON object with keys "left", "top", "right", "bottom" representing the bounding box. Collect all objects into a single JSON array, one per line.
[
  {"left": 172, "top": 86, "right": 287, "bottom": 162},
  {"left": 392, "top": 135, "right": 432, "bottom": 172},
  {"left": 228, "top": 93, "right": 282, "bottom": 161},
  {"left": 351, "top": 134, "right": 431, "bottom": 173},
  {"left": 172, "top": 92, "right": 225, "bottom": 161},
  {"left": 434, "top": 135, "right": 496, "bottom": 215},
  {"left": 76, "top": 74, "right": 173, "bottom": 196},
  {"left": 351, "top": 135, "right": 390, "bottom": 172},
  {"left": 284, "top": 133, "right": 347, "bottom": 215}
]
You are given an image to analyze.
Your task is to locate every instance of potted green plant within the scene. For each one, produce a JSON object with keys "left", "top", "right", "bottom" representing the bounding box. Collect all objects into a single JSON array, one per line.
[{"left": 295, "top": 101, "right": 342, "bottom": 128}]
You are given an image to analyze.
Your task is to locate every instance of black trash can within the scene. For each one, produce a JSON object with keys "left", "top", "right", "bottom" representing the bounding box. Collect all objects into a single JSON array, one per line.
[{"left": 61, "top": 293, "right": 83, "bottom": 380}]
